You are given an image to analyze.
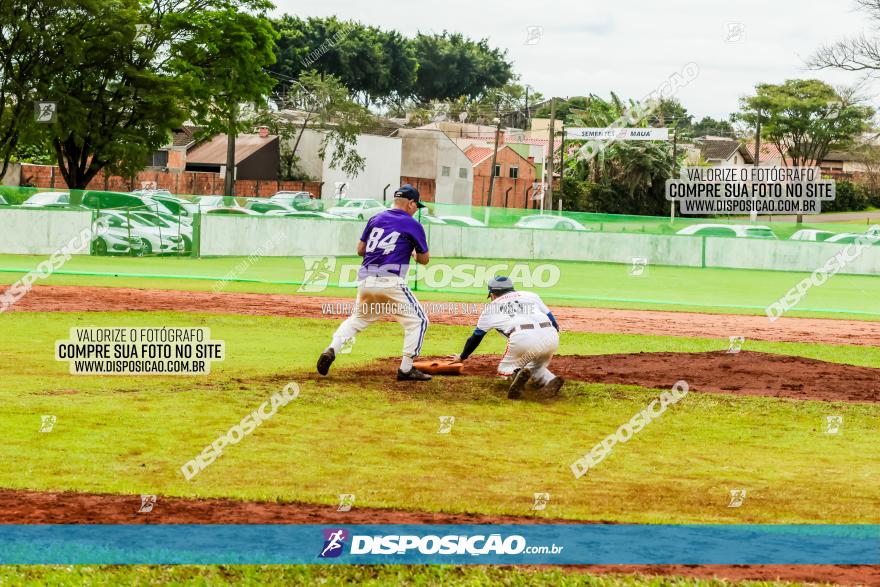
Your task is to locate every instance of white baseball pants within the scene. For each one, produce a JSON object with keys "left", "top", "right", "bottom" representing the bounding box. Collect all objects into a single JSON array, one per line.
[
  {"left": 497, "top": 325, "right": 559, "bottom": 386},
  {"left": 329, "top": 276, "right": 428, "bottom": 358}
]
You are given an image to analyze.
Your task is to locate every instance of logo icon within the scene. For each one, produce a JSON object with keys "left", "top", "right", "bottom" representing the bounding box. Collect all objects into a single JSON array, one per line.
[
  {"left": 824, "top": 415, "right": 843, "bottom": 435},
  {"left": 319, "top": 528, "right": 349, "bottom": 558},
  {"left": 438, "top": 416, "right": 455, "bottom": 434},
  {"left": 40, "top": 415, "right": 56, "bottom": 433},
  {"left": 337, "top": 493, "right": 355, "bottom": 512},
  {"left": 299, "top": 256, "right": 336, "bottom": 293},
  {"left": 524, "top": 26, "right": 544, "bottom": 46},
  {"left": 727, "top": 336, "right": 745, "bottom": 354},
  {"left": 532, "top": 492, "right": 550, "bottom": 511},
  {"left": 34, "top": 101, "right": 57, "bottom": 123},
  {"left": 138, "top": 494, "right": 157, "bottom": 513},
  {"left": 629, "top": 257, "right": 648, "bottom": 276},
  {"left": 725, "top": 22, "right": 745, "bottom": 43},
  {"left": 728, "top": 489, "right": 747, "bottom": 508},
  {"left": 339, "top": 336, "right": 356, "bottom": 355}
]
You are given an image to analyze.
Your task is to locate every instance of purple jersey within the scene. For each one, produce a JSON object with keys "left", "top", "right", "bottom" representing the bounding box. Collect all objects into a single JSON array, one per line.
[{"left": 358, "top": 209, "right": 429, "bottom": 279}]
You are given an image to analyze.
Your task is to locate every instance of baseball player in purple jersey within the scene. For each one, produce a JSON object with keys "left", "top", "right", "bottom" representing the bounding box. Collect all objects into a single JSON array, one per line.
[{"left": 316, "top": 184, "right": 432, "bottom": 381}]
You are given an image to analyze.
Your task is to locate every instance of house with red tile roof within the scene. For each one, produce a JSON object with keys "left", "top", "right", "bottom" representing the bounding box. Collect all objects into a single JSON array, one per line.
[{"left": 464, "top": 143, "right": 537, "bottom": 207}]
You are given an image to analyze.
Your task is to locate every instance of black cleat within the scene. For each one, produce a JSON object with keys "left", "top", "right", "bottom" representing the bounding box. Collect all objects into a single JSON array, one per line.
[
  {"left": 507, "top": 368, "right": 531, "bottom": 399},
  {"left": 543, "top": 376, "right": 565, "bottom": 395},
  {"left": 317, "top": 348, "right": 335, "bottom": 376},
  {"left": 397, "top": 367, "right": 432, "bottom": 381}
]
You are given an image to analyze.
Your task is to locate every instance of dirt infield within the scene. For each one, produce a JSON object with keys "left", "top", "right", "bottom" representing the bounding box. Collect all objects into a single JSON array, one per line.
[
  {"left": 0, "top": 489, "right": 586, "bottom": 525},
  {"left": 6, "top": 284, "right": 880, "bottom": 347},
  {"left": 359, "top": 351, "right": 880, "bottom": 403},
  {"left": 0, "top": 489, "right": 876, "bottom": 586}
]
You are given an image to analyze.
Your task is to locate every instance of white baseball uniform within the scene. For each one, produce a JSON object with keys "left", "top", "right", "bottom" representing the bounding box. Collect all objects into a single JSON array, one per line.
[
  {"left": 474, "top": 291, "right": 559, "bottom": 386},
  {"left": 329, "top": 275, "right": 428, "bottom": 359}
]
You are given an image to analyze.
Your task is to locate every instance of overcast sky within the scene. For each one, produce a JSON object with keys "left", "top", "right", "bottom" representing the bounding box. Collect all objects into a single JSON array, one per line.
[{"left": 273, "top": 0, "right": 876, "bottom": 120}]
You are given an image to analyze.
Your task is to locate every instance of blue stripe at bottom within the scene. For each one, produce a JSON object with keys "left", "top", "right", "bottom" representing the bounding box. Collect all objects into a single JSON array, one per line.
[{"left": 0, "top": 524, "right": 877, "bottom": 565}]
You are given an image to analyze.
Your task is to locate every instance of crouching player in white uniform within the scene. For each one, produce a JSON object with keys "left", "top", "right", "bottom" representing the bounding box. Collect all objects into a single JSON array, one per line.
[{"left": 452, "top": 275, "right": 564, "bottom": 399}]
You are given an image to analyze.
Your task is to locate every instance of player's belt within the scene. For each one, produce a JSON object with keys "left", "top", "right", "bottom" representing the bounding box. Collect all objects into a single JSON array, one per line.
[{"left": 513, "top": 322, "right": 552, "bottom": 332}]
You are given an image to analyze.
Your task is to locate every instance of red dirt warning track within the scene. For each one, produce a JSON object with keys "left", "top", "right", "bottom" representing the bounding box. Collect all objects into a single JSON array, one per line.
[
  {"left": 4, "top": 285, "right": 879, "bottom": 347},
  {"left": 0, "top": 490, "right": 876, "bottom": 586}
]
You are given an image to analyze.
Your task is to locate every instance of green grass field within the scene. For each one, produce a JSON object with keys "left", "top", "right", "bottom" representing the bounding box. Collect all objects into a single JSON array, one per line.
[
  {"left": 2, "top": 251, "right": 877, "bottom": 585},
  {"left": 3, "top": 312, "right": 878, "bottom": 525},
  {"left": 0, "top": 565, "right": 829, "bottom": 586},
  {"left": 1, "top": 253, "right": 878, "bottom": 319}
]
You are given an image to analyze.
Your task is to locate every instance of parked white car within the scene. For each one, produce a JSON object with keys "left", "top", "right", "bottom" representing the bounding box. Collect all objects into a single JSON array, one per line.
[
  {"left": 265, "top": 210, "right": 341, "bottom": 219},
  {"left": 129, "top": 211, "right": 193, "bottom": 252},
  {"left": 22, "top": 191, "right": 71, "bottom": 207},
  {"left": 192, "top": 195, "right": 241, "bottom": 208},
  {"left": 91, "top": 218, "right": 145, "bottom": 256},
  {"left": 676, "top": 223, "right": 777, "bottom": 239},
  {"left": 513, "top": 215, "right": 590, "bottom": 231},
  {"left": 789, "top": 229, "right": 837, "bottom": 242},
  {"left": 200, "top": 206, "right": 260, "bottom": 216},
  {"left": 326, "top": 198, "right": 386, "bottom": 220},
  {"left": 99, "top": 211, "right": 185, "bottom": 256},
  {"left": 437, "top": 215, "right": 487, "bottom": 227},
  {"left": 418, "top": 214, "right": 446, "bottom": 225},
  {"left": 825, "top": 232, "right": 880, "bottom": 245}
]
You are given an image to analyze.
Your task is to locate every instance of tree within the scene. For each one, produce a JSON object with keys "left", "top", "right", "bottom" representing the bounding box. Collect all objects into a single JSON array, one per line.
[
  {"left": 689, "top": 116, "right": 736, "bottom": 138},
  {"left": 270, "top": 16, "right": 417, "bottom": 107},
  {"left": 270, "top": 19, "right": 511, "bottom": 106},
  {"left": 0, "top": 1, "right": 93, "bottom": 181},
  {"left": 256, "top": 71, "right": 373, "bottom": 179},
  {"left": 411, "top": 32, "right": 512, "bottom": 102},
  {"left": 175, "top": 8, "right": 278, "bottom": 196},
  {"left": 535, "top": 96, "right": 588, "bottom": 122},
  {"left": 810, "top": 0, "right": 880, "bottom": 73},
  {"left": 737, "top": 79, "right": 874, "bottom": 222},
  {"left": 737, "top": 80, "right": 873, "bottom": 168},
  {"left": 561, "top": 94, "right": 677, "bottom": 215},
  {"left": 24, "top": 0, "right": 276, "bottom": 190},
  {"left": 31, "top": 0, "right": 186, "bottom": 189}
]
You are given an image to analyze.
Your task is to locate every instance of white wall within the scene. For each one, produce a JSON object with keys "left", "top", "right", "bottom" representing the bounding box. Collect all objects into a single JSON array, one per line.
[
  {"left": 197, "top": 216, "right": 880, "bottom": 276},
  {"left": 288, "top": 129, "right": 325, "bottom": 181},
  {"left": 0, "top": 209, "right": 94, "bottom": 254},
  {"left": 434, "top": 139, "right": 472, "bottom": 205},
  {"left": 5, "top": 210, "right": 876, "bottom": 277},
  {"left": 199, "top": 215, "right": 365, "bottom": 257},
  {"left": 321, "top": 134, "right": 401, "bottom": 202},
  {"left": 705, "top": 237, "right": 880, "bottom": 275}
]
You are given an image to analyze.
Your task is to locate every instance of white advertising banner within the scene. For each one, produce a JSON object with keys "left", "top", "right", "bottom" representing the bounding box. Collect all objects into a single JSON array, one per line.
[{"left": 565, "top": 128, "right": 669, "bottom": 141}]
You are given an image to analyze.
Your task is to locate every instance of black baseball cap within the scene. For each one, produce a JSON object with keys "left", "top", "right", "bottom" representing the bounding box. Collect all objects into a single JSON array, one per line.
[{"left": 394, "top": 183, "right": 425, "bottom": 208}]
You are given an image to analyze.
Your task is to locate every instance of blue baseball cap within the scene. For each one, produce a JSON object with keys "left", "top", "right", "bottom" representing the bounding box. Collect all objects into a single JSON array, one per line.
[
  {"left": 488, "top": 275, "right": 515, "bottom": 297},
  {"left": 394, "top": 184, "right": 425, "bottom": 208}
]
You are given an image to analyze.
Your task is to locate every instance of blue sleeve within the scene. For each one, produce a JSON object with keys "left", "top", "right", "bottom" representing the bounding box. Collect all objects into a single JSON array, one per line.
[
  {"left": 460, "top": 328, "right": 486, "bottom": 360},
  {"left": 546, "top": 311, "right": 559, "bottom": 331}
]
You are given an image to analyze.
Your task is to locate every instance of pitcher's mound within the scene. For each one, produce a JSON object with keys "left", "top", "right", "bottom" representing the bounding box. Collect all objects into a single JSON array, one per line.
[{"left": 390, "top": 351, "right": 880, "bottom": 403}]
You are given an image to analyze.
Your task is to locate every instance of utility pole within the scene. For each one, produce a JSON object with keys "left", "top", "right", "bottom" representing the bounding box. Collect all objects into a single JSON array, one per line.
[
  {"left": 486, "top": 98, "right": 502, "bottom": 207},
  {"left": 524, "top": 86, "right": 529, "bottom": 129},
  {"left": 671, "top": 124, "right": 678, "bottom": 223},
  {"left": 223, "top": 101, "right": 238, "bottom": 199},
  {"left": 752, "top": 111, "right": 761, "bottom": 223},
  {"left": 545, "top": 97, "right": 556, "bottom": 212},
  {"left": 559, "top": 121, "right": 566, "bottom": 211},
  {"left": 754, "top": 112, "right": 762, "bottom": 167}
]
